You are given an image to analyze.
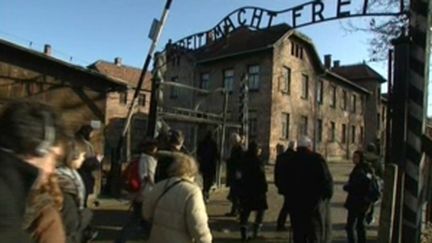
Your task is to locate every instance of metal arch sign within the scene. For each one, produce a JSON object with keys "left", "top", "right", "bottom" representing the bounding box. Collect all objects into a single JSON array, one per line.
[{"left": 170, "top": 0, "right": 404, "bottom": 51}]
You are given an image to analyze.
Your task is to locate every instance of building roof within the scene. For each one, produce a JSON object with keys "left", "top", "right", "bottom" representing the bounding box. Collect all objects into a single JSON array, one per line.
[
  {"left": 88, "top": 60, "right": 152, "bottom": 91},
  {"left": 331, "top": 63, "right": 386, "bottom": 83},
  {"left": 0, "top": 38, "right": 127, "bottom": 93},
  {"left": 192, "top": 24, "right": 292, "bottom": 63},
  {"left": 324, "top": 71, "right": 372, "bottom": 95}
]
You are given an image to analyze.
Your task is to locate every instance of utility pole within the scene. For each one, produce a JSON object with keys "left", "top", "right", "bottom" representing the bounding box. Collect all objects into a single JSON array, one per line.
[{"left": 108, "top": 0, "right": 174, "bottom": 197}]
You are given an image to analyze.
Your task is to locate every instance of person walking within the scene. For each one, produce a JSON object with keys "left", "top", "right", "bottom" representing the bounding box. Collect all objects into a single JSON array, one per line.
[
  {"left": 56, "top": 138, "right": 96, "bottom": 243},
  {"left": 225, "top": 133, "right": 244, "bottom": 217},
  {"left": 116, "top": 138, "right": 158, "bottom": 243},
  {"left": 197, "top": 131, "right": 218, "bottom": 202},
  {"left": 285, "top": 136, "right": 333, "bottom": 243},
  {"left": 274, "top": 141, "right": 295, "bottom": 231},
  {"left": 0, "top": 101, "right": 64, "bottom": 242},
  {"left": 75, "top": 125, "right": 101, "bottom": 207},
  {"left": 142, "top": 153, "right": 212, "bottom": 243},
  {"left": 238, "top": 141, "right": 268, "bottom": 241},
  {"left": 344, "top": 150, "right": 375, "bottom": 243}
]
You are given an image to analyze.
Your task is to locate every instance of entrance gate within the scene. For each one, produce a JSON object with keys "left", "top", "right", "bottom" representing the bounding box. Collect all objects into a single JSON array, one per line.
[{"left": 118, "top": 0, "right": 431, "bottom": 241}]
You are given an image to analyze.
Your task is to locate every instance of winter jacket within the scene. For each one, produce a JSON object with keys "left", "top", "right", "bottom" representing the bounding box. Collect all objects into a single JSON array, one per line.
[
  {"left": 197, "top": 138, "right": 218, "bottom": 175},
  {"left": 274, "top": 148, "right": 295, "bottom": 195},
  {"left": 142, "top": 177, "right": 212, "bottom": 243},
  {"left": 0, "top": 149, "right": 39, "bottom": 243},
  {"left": 76, "top": 136, "right": 99, "bottom": 196},
  {"left": 23, "top": 196, "right": 66, "bottom": 243},
  {"left": 56, "top": 167, "right": 92, "bottom": 243},
  {"left": 285, "top": 148, "right": 333, "bottom": 212},
  {"left": 344, "top": 163, "right": 374, "bottom": 213},
  {"left": 154, "top": 150, "right": 182, "bottom": 183},
  {"left": 226, "top": 145, "right": 243, "bottom": 187},
  {"left": 238, "top": 154, "right": 268, "bottom": 211}
]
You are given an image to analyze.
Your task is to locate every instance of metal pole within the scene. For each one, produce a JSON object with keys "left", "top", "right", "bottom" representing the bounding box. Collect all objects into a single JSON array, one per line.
[
  {"left": 124, "top": 0, "right": 173, "bottom": 137},
  {"left": 390, "top": 35, "right": 410, "bottom": 243},
  {"left": 109, "top": 0, "right": 173, "bottom": 197},
  {"left": 385, "top": 48, "right": 393, "bottom": 165},
  {"left": 218, "top": 91, "right": 229, "bottom": 187}
]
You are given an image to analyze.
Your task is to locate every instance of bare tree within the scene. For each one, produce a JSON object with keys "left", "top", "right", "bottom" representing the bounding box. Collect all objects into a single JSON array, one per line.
[{"left": 343, "top": 0, "right": 408, "bottom": 61}]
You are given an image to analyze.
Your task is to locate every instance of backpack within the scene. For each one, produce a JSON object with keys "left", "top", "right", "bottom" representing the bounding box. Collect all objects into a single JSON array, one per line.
[
  {"left": 122, "top": 159, "right": 141, "bottom": 192},
  {"left": 366, "top": 173, "right": 381, "bottom": 203}
]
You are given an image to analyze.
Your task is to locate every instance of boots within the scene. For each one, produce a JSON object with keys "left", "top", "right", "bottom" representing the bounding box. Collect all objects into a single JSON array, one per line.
[
  {"left": 240, "top": 226, "right": 249, "bottom": 242},
  {"left": 252, "top": 223, "right": 263, "bottom": 239}
]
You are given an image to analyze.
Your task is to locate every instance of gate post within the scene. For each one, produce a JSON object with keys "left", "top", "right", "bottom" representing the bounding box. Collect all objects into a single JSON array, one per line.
[{"left": 401, "top": 0, "right": 432, "bottom": 241}]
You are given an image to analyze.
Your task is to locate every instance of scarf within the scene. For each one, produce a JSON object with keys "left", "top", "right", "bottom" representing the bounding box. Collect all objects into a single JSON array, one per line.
[{"left": 56, "top": 167, "right": 86, "bottom": 210}]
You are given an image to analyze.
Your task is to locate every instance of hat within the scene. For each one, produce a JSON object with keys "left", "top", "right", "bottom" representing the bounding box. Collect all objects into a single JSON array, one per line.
[{"left": 297, "top": 136, "right": 312, "bottom": 148}]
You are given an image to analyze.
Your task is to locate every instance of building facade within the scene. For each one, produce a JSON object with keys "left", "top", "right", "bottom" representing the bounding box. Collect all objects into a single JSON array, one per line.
[{"left": 158, "top": 24, "right": 378, "bottom": 161}]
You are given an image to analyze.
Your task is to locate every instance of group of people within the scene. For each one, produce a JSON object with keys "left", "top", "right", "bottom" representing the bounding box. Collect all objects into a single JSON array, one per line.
[
  {"left": 0, "top": 100, "right": 383, "bottom": 243},
  {"left": 272, "top": 138, "right": 382, "bottom": 243},
  {"left": 0, "top": 101, "right": 100, "bottom": 243}
]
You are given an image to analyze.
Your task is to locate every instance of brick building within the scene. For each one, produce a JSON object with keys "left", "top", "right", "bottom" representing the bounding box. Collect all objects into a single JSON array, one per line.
[
  {"left": 157, "top": 24, "right": 383, "bottom": 161},
  {"left": 0, "top": 39, "right": 153, "bottom": 162}
]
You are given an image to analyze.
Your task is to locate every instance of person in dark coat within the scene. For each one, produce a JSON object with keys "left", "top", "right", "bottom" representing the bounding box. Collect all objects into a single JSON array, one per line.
[
  {"left": 0, "top": 101, "right": 64, "bottom": 242},
  {"left": 225, "top": 133, "right": 244, "bottom": 217},
  {"left": 154, "top": 129, "right": 186, "bottom": 183},
  {"left": 75, "top": 125, "right": 100, "bottom": 207},
  {"left": 344, "top": 150, "right": 375, "bottom": 243},
  {"left": 197, "top": 131, "right": 219, "bottom": 202},
  {"left": 285, "top": 136, "right": 333, "bottom": 243},
  {"left": 57, "top": 138, "right": 95, "bottom": 243},
  {"left": 274, "top": 140, "right": 295, "bottom": 231},
  {"left": 238, "top": 141, "right": 268, "bottom": 241}
]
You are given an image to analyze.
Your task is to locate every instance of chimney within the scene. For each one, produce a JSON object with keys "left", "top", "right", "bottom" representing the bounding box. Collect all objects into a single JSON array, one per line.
[
  {"left": 43, "top": 44, "right": 52, "bottom": 56},
  {"left": 114, "top": 57, "right": 122, "bottom": 66},
  {"left": 333, "top": 60, "right": 340, "bottom": 67},
  {"left": 324, "top": 54, "right": 332, "bottom": 68}
]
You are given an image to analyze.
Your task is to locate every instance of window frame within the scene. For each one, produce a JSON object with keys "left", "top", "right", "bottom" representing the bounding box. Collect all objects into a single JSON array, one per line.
[
  {"left": 247, "top": 65, "right": 260, "bottom": 91},
  {"left": 223, "top": 69, "right": 234, "bottom": 93}
]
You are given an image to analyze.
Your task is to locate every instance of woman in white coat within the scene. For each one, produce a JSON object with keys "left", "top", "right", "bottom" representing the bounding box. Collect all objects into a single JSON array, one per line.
[{"left": 142, "top": 152, "right": 212, "bottom": 243}]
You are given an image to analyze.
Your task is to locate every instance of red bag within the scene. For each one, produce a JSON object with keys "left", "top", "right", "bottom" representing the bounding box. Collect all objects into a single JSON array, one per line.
[{"left": 122, "top": 159, "right": 141, "bottom": 192}]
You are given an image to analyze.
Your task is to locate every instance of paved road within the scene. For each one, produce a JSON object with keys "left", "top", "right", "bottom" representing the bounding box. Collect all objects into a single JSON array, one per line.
[{"left": 91, "top": 162, "right": 379, "bottom": 242}]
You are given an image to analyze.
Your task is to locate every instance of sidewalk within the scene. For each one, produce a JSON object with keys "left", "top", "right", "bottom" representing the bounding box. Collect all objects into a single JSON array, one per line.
[{"left": 91, "top": 162, "right": 379, "bottom": 242}]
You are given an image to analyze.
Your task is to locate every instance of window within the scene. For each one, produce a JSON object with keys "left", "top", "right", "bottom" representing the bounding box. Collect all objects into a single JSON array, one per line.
[
  {"left": 281, "top": 67, "right": 291, "bottom": 94},
  {"left": 330, "top": 122, "right": 336, "bottom": 142},
  {"left": 351, "top": 126, "right": 356, "bottom": 143},
  {"left": 248, "top": 65, "right": 260, "bottom": 91},
  {"left": 223, "top": 69, "right": 234, "bottom": 92},
  {"left": 301, "top": 116, "right": 308, "bottom": 136},
  {"left": 249, "top": 110, "right": 257, "bottom": 138},
  {"left": 170, "top": 76, "right": 178, "bottom": 98},
  {"left": 281, "top": 113, "right": 290, "bottom": 139},
  {"left": 200, "top": 73, "right": 210, "bottom": 90},
  {"left": 317, "top": 80, "right": 324, "bottom": 104},
  {"left": 360, "top": 96, "right": 364, "bottom": 114},
  {"left": 342, "top": 124, "right": 347, "bottom": 143},
  {"left": 291, "top": 42, "right": 304, "bottom": 59},
  {"left": 342, "top": 90, "right": 347, "bottom": 110},
  {"left": 330, "top": 85, "right": 336, "bottom": 108},
  {"left": 301, "top": 74, "right": 309, "bottom": 99},
  {"left": 138, "top": 94, "right": 146, "bottom": 106},
  {"left": 317, "top": 119, "right": 323, "bottom": 143},
  {"left": 360, "top": 126, "right": 364, "bottom": 143},
  {"left": 351, "top": 94, "right": 357, "bottom": 113},
  {"left": 119, "top": 91, "right": 128, "bottom": 105}
]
